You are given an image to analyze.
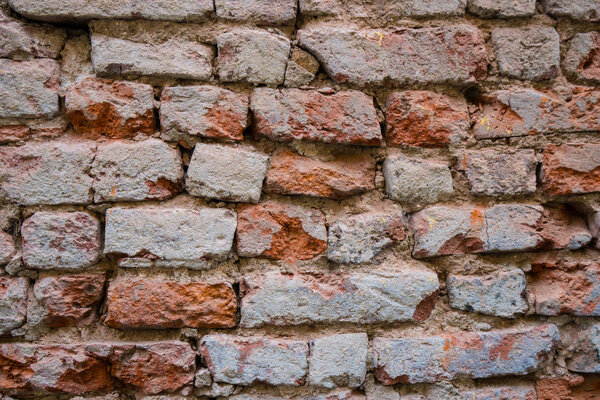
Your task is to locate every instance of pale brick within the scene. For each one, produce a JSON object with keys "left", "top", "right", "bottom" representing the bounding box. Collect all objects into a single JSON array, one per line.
[
  {"left": 363, "top": 374, "right": 400, "bottom": 400},
  {"left": 472, "top": 87, "right": 600, "bottom": 139},
  {"left": 309, "top": 333, "right": 367, "bottom": 389},
  {"left": 447, "top": 269, "right": 528, "bottom": 318},
  {"left": 327, "top": 213, "right": 406, "bottom": 264},
  {"left": 236, "top": 202, "right": 327, "bottom": 260},
  {"left": 383, "top": 155, "right": 453, "bottom": 211},
  {"left": 7, "top": 0, "right": 214, "bottom": 22},
  {"left": 251, "top": 88, "right": 381, "bottom": 146},
  {"left": 91, "top": 139, "right": 184, "bottom": 203},
  {"left": 0, "top": 277, "right": 27, "bottom": 335},
  {"left": 265, "top": 150, "right": 376, "bottom": 199},
  {"left": 240, "top": 268, "right": 439, "bottom": 327},
  {"left": 566, "top": 324, "right": 600, "bottom": 373},
  {"left": 298, "top": 25, "right": 487, "bottom": 87},
  {"left": 492, "top": 27, "right": 560, "bottom": 81},
  {"left": 299, "top": 0, "right": 466, "bottom": 19},
  {"left": 217, "top": 29, "right": 290, "bottom": 85},
  {"left": 463, "top": 149, "right": 537, "bottom": 197},
  {"left": 0, "top": 20, "right": 66, "bottom": 59},
  {"left": 462, "top": 384, "right": 537, "bottom": 400},
  {"left": 0, "top": 204, "right": 18, "bottom": 231},
  {"left": 385, "top": 91, "right": 469, "bottom": 147},
  {"left": 105, "top": 278, "right": 237, "bottom": 329},
  {"left": 200, "top": 335, "right": 309, "bottom": 386},
  {"left": 563, "top": 32, "right": 600, "bottom": 84},
  {"left": 104, "top": 208, "right": 237, "bottom": 265},
  {"left": 160, "top": 86, "right": 249, "bottom": 143},
  {"left": 284, "top": 47, "right": 318, "bottom": 87},
  {"left": 91, "top": 20, "right": 214, "bottom": 80},
  {"left": 0, "top": 140, "right": 95, "bottom": 205},
  {"left": 215, "top": 0, "right": 297, "bottom": 24},
  {"left": 541, "top": 143, "right": 600, "bottom": 195},
  {"left": 411, "top": 205, "right": 592, "bottom": 258},
  {"left": 0, "top": 230, "right": 15, "bottom": 265},
  {"left": 0, "top": 59, "right": 59, "bottom": 119},
  {"left": 65, "top": 77, "right": 155, "bottom": 139},
  {"left": 186, "top": 143, "right": 269, "bottom": 204},
  {"left": 21, "top": 212, "right": 101, "bottom": 270},
  {"left": 542, "top": 0, "right": 600, "bottom": 22},
  {"left": 467, "top": 0, "right": 535, "bottom": 18},
  {"left": 373, "top": 324, "right": 559, "bottom": 384}
]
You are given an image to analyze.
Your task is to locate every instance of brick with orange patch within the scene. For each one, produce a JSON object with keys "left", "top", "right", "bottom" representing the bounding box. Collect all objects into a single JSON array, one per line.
[{"left": 542, "top": 143, "right": 600, "bottom": 196}]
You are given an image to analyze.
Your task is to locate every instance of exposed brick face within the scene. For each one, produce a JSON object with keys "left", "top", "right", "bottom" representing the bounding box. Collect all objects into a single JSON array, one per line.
[{"left": 542, "top": 143, "right": 600, "bottom": 195}]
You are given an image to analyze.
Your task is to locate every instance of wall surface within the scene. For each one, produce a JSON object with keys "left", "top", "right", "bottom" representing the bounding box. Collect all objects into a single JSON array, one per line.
[{"left": 0, "top": 0, "right": 599, "bottom": 399}]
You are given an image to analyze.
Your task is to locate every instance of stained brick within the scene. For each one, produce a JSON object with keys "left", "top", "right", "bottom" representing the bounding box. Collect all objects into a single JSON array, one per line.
[
  {"left": 299, "top": 0, "right": 466, "bottom": 19},
  {"left": 541, "top": 0, "right": 600, "bottom": 22},
  {"left": 240, "top": 268, "right": 439, "bottom": 327},
  {"left": 565, "top": 324, "right": 600, "bottom": 373},
  {"left": 265, "top": 150, "right": 376, "bottom": 199},
  {"left": 0, "top": 277, "right": 28, "bottom": 335},
  {"left": 105, "top": 278, "right": 237, "bottom": 329},
  {"left": 0, "top": 20, "right": 66, "bottom": 59},
  {"left": 373, "top": 324, "right": 559, "bottom": 384},
  {"left": 563, "top": 32, "right": 600, "bottom": 84},
  {"left": 298, "top": 25, "right": 487, "bottom": 87},
  {"left": 541, "top": 143, "right": 600, "bottom": 195},
  {"left": 385, "top": 91, "right": 469, "bottom": 147},
  {"left": 215, "top": 0, "right": 297, "bottom": 24},
  {"left": 467, "top": 0, "right": 536, "bottom": 18},
  {"left": 309, "top": 333, "right": 368, "bottom": 389}
]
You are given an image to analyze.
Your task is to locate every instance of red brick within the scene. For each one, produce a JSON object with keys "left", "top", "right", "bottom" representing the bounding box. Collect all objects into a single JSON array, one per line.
[
  {"left": 542, "top": 143, "right": 600, "bottom": 195},
  {"left": 104, "top": 278, "right": 237, "bottom": 329},
  {"left": 563, "top": 32, "right": 600, "bottom": 84},
  {"left": 536, "top": 376, "right": 585, "bottom": 400}
]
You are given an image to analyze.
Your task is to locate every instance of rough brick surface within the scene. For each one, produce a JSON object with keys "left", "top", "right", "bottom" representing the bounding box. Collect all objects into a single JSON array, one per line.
[
  {"left": 200, "top": 335, "right": 309, "bottom": 386},
  {"left": 0, "top": 59, "right": 59, "bottom": 119},
  {"left": 541, "top": 0, "right": 600, "bottom": 22},
  {"left": 563, "top": 32, "right": 600, "bottom": 84},
  {"left": 215, "top": 0, "right": 297, "bottom": 24},
  {"left": 0, "top": 277, "right": 28, "bottom": 335},
  {"left": 309, "top": 333, "right": 368, "bottom": 389},
  {"left": 467, "top": 0, "right": 535, "bottom": 18},
  {"left": 186, "top": 143, "right": 269, "bottom": 203},
  {"left": 105, "top": 278, "right": 237, "bottom": 329},
  {"left": 541, "top": 143, "right": 600, "bottom": 195},
  {"left": 160, "top": 86, "right": 249, "bottom": 143},
  {"left": 298, "top": 25, "right": 487, "bottom": 87},
  {"left": 463, "top": 149, "right": 537, "bottom": 197},
  {"left": 65, "top": 77, "right": 155, "bottom": 139},
  {"left": 0, "top": 20, "right": 66, "bottom": 59},
  {"left": 217, "top": 30, "right": 290, "bottom": 85},
  {"left": 299, "top": 0, "right": 466, "bottom": 19},
  {"left": 236, "top": 202, "right": 327, "bottom": 260},
  {"left": 463, "top": 385, "right": 537, "bottom": 400},
  {"left": 104, "top": 207, "right": 237, "bottom": 265},
  {"left": 21, "top": 211, "right": 102, "bottom": 270},
  {"left": 251, "top": 88, "right": 381, "bottom": 146},
  {"left": 492, "top": 27, "right": 560, "bottom": 81},
  {"left": 566, "top": 324, "right": 600, "bottom": 373},
  {"left": 265, "top": 150, "right": 376, "bottom": 199},
  {"left": 240, "top": 269, "right": 439, "bottom": 327},
  {"left": 0, "top": 230, "right": 15, "bottom": 265},
  {"left": 0, "top": 141, "right": 95, "bottom": 205},
  {"left": 447, "top": 269, "right": 528, "bottom": 318},
  {"left": 373, "top": 324, "right": 559, "bottom": 384},
  {"left": 385, "top": 91, "right": 469, "bottom": 147}
]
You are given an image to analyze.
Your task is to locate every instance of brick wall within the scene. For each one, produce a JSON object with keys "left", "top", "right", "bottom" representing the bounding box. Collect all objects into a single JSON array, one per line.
[{"left": 0, "top": 0, "right": 599, "bottom": 399}]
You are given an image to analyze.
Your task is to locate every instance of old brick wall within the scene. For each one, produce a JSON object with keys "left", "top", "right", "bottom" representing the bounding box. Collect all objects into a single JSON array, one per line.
[{"left": 0, "top": 0, "right": 599, "bottom": 399}]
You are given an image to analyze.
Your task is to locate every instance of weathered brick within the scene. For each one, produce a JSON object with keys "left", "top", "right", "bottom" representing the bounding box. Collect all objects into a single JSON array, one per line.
[
  {"left": 563, "top": 32, "right": 600, "bottom": 84},
  {"left": 385, "top": 91, "right": 469, "bottom": 148},
  {"left": 541, "top": 143, "right": 600, "bottom": 195},
  {"left": 65, "top": 77, "right": 155, "bottom": 139},
  {"left": 0, "top": 20, "right": 66, "bottom": 59},
  {"left": 251, "top": 88, "right": 381, "bottom": 146},
  {"left": 411, "top": 205, "right": 592, "bottom": 258},
  {"left": 0, "top": 59, "right": 59, "bottom": 119},
  {"left": 240, "top": 268, "right": 439, "bottom": 327},
  {"left": 0, "top": 123, "right": 61, "bottom": 144},
  {"left": 200, "top": 335, "right": 309, "bottom": 386},
  {"left": 299, "top": 0, "right": 466, "bottom": 19},
  {"left": 91, "top": 139, "right": 183, "bottom": 203},
  {"left": 467, "top": 0, "right": 535, "bottom": 18},
  {"left": 230, "top": 390, "right": 367, "bottom": 400},
  {"left": 327, "top": 213, "right": 406, "bottom": 264},
  {"left": 373, "top": 324, "right": 559, "bottom": 384},
  {"left": 105, "top": 278, "right": 236, "bottom": 329},
  {"left": 22, "top": 212, "right": 102, "bottom": 270},
  {"left": 7, "top": 0, "right": 214, "bottom": 22},
  {"left": 463, "top": 149, "right": 537, "bottom": 197},
  {"left": 309, "top": 333, "right": 368, "bottom": 389},
  {"left": 28, "top": 274, "right": 105, "bottom": 328},
  {"left": 472, "top": 87, "right": 600, "bottom": 139},
  {"left": 186, "top": 143, "right": 269, "bottom": 204},
  {"left": 383, "top": 155, "right": 453, "bottom": 211},
  {"left": 160, "top": 86, "right": 249, "bottom": 143},
  {"left": 284, "top": 47, "right": 319, "bottom": 88},
  {"left": 566, "top": 324, "right": 600, "bottom": 373},
  {"left": 447, "top": 269, "right": 528, "bottom": 318},
  {"left": 531, "top": 260, "right": 600, "bottom": 316},
  {"left": 215, "top": 0, "right": 297, "bottom": 24},
  {"left": 492, "top": 27, "right": 560, "bottom": 81},
  {"left": 0, "top": 141, "right": 95, "bottom": 205},
  {"left": 90, "top": 20, "right": 214, "bottom": 80},
  {"left": 217, "top": 29, "right": 290, "bottom": 85},
  {"left": 536, "top": 377, "right": 579, "bottom": 400},
  {"left": 463, "top": 384, "right": 537, "bottom": 400},
  {"left": 0, "top": 230, "right": 15, "bottom": 265},
  {"left": 298, "top": 25, "right": 487, "bottom": 87},
  {"left": 236, "top": 202, "right": 327, "bottom": 260},
  {"left": 0, "top": 277, "right": 27, "bottom": 335},
  {"left": 541, "top": 0, "right": 600, "bottom": 22},
  {"left": 104, "top": 208, "right": 237, "bottom": 266},
  {"left": 265, "top": 150, "right": 376, "bottom": 199}
]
